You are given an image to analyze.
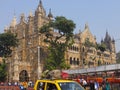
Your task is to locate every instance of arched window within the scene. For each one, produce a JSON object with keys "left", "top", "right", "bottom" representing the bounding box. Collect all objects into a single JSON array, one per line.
[
  {"left": 77, "top": 58, "right": 79, "bottom": 65},
  {"left": 73, "top": 46, "right": 75, "bottom": 51},
  {"left": 73, "top": 58, "right": 76, "bottom": 65},
  {"left": 75, "top": 47, "right": 77, "bottom": 51},
  {"left": 70, "top": 57, "right": 72, "bottom": 65},
  {"left": 83, "top": 58, "right": 85, "bottom": 64},
  {"left": 76, "top": 47, "right": 79, "bottom": 51}
]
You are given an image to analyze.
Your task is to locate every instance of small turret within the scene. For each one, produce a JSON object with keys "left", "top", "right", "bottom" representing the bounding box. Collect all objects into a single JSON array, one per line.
[
  {"left": 48, "top": 9, "right": 53, "bottom": 20},
  {"left": 28, "top": 11, "right": 34, "bottom": 35},
  {"left": 104, "top": 30, "right": 111, "bottom": 42},
  {"left": 85, "top": 23, "right": 89, "bottom": 30},
  {"left": 4, "top": 26, "right": 9, "bottom": 33},
  {"left": 20, "top": 13, "right": 26, "bottom": 23},
  {"left": 112, "top": 37, "right": 115, "bottom": 43},
  {"left": 28, "top": 11, "right": 33, "bottom": 22},
  {"left": 29, "top": 11, "right": 33, "bottom": 17},
  {"left": 10, "top": 16, "right": 17, "bottom": 28}
]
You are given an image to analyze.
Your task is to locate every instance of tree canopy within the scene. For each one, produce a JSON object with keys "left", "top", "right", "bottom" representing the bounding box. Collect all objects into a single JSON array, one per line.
[
  {"left": 84, "top": 38, "right": 95, "bottom": 47},
  {"left": 0, "top": 60, "right": 6, "bottom": 82},
  {"left": 0, "top": 32, "right": 18, "bottom": 82},
  {"left": 0, "top": 32, "right": 18, "bottom": 57},
  {"left": 40, "top": 16, "right": 76, "bottom": 70},
  {"left": 96, "top": 43, "right": 106, "bottom": 52},
  {"left": 116, "top": 51, "right": 120, "bottom": 63}
]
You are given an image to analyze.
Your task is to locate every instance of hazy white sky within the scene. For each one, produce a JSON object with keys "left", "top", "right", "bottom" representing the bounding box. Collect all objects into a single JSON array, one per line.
[{"left": 0, "top": 0, "right": 120, "bottom": 52}]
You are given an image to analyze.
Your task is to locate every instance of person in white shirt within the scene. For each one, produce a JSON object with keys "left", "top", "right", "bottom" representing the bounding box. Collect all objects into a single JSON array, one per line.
[{"left": 82, "top": 79, "right": 87, "bottom": 89}]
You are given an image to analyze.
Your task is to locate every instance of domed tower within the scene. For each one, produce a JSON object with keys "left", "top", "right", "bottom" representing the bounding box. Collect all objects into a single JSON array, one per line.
[{"left": 103, "top": 31, "right": 115, "bottom": 53}]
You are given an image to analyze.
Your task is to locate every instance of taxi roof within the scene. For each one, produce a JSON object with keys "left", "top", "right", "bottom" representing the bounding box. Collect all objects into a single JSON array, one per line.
[{"left": 36, "top": 79, "right": 75, "bottom": 83}]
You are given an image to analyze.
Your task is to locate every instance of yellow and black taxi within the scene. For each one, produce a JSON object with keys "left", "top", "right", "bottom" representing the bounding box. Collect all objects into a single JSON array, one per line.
[{"left": 34, "top": 79, "right": 85, "bottom": 90}]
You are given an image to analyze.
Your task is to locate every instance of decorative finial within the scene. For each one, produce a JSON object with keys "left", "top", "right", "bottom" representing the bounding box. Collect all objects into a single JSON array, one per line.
[
  {"left": 14, "top": 9, "right": 16, "bottom": 16},
  {"left": 39, "top": 0, "right": 42, "bottom": 5},
  {"left": 85, "top": 22, "right": 89, "bottom": 29},
  {"left": 29, "top": 11, "right": 33, "bottom": 17}
]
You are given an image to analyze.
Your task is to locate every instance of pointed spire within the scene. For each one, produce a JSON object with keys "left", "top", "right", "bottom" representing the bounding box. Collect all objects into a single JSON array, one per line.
[
  {"left": 35, "top": 0, "right": 46, "bottom": 16},
  {"left": 38, "top": 0, "right": 43, "bottom": 9},
  {"left": 29, "top": 11, "right": 33, "bottom": 17},
  {"left": 10, "top": 16, "right": 17, "bottom": 28},
  {"left": 48, "top": 8, "right": 53, "bottom": 19},
  {"left": 10, "top": 10, "right": 17, "bottom": 28},
  {"left": 36, "top": 0, "right": 43, "bottom": 12},
  {"left": 85, "top": 22, "right": 89, "bottom": 29},
  {"left": 78, "top": 29, "right": 82, "bottom": 40},
  {"left": 20, "top": 13, "right": 25, "bottom": 22},
  {"left": 105, "top": 29, "right": 109, "bottom": 37},
  {"left": 104, "top": 30, "right": 111, "bottom": 42},
  {"left": 39, "top": 0, "right": 42, "bottom": 5},
  {"left": 39, "top": 0, "right": 43, "bottom": 9}
]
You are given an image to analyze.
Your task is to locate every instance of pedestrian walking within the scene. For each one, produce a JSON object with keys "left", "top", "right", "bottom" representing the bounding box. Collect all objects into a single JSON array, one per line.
[
  {"left": 105, "top": 79, "right": 111, "bottom": 90},
  {"left": 94, "top": 80, "right": 99, "bottom": 90},
  {"left": 82, "top": 79, "right": 87, "bottom": 89},
  {"left": 19, "top": 82, "right": 24, "bottom": 90},
  {"left": 89, "top": 80, "right": 95, "bottom": 90},
  {"left": 22, "top": 81, "right": 28, "bottom": 90}
]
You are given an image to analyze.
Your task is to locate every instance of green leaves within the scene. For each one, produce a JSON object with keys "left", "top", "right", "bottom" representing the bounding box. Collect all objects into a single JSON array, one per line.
[
  {"left": 0, "top": 32, "right": 18, "bottom": 81},
  {"left": 116, "top": 52, "right": 120, "bottom": 63},
  {"left": 40, "top": 16, "right": 75, "bottom": 70},
  {"left": 97, "top": 43, "right": 106, "bottom": 52},
  {"left": 84, "top": 38, "right": 95, "bottom": 48},
  {"left": 0, "top": 32, "right": 18, "bottom": 57},
  {"left": 0, "top": 62, "right": 7, "bottom": 82},
  {"left": 54, "top": 16, "right": 75, "bottom": 34}
]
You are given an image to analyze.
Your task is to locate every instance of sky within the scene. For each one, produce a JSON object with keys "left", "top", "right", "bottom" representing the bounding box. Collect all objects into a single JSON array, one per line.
[{"left": 0, "top": 0, "right": 120, "bottom": 52}]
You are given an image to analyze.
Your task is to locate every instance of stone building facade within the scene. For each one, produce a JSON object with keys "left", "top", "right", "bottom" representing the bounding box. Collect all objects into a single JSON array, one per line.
[{"left": 4, "top": 0, "right": 116, "bottom": 82}]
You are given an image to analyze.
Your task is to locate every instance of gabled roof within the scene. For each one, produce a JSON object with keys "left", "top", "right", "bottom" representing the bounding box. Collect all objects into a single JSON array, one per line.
[{"left": 80, "top": 23, "right": 96, "bottom": 44}]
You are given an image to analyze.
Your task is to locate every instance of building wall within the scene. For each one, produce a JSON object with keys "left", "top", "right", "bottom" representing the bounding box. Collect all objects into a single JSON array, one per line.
[{"left": 4, "top": 1, "right": 116, "bottom": 82}]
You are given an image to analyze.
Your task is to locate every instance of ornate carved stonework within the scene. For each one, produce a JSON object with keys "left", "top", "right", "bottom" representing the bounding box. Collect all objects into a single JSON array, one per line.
[{"left": 4, "top": 0, "right": 116, "bottom": 82}]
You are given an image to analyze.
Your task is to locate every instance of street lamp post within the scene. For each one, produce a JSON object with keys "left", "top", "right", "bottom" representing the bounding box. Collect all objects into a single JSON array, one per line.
[
  {"left": 28, "top": 42, "right": 42, "bottom": 80},
  {"left": 37, "top": 46, "right": 41, "bottom": 79}
]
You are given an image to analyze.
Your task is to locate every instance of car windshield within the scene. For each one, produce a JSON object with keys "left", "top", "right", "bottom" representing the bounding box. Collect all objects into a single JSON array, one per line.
[{"left": 58, "top": 82, "right": 84, "bottom": 90}]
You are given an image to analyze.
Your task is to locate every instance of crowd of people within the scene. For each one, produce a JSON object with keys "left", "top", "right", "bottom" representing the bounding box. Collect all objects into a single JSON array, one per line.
[
  {"left": 74, "top": 78, "right": 112, "bottom": 90},
  {"left": 72, "top": 74, "right": 119, "bottom": 90},
  {"left": 0, "top": 80, "right": 34, "bottom": 90}
]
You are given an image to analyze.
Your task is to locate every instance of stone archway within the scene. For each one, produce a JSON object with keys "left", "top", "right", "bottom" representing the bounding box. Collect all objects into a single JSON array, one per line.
[{"left": 19, "top": 70, "right": 29, "bottom": 82}]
